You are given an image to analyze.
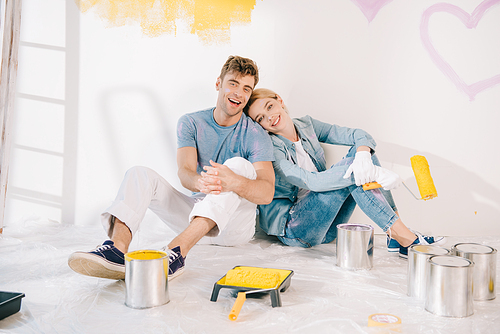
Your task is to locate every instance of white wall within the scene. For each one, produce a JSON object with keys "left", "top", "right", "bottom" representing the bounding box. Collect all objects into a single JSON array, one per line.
[{"left": 5, "top": 0, "right": 500, "bottom": 236}]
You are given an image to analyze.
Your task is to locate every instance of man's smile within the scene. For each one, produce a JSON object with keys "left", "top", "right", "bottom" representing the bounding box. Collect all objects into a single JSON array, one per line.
[{"left": 228, "top": 98, "right": 241, "bottom": 106}]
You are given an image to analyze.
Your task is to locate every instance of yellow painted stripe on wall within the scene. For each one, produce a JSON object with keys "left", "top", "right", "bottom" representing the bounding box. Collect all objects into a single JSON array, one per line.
[{"left": 75, "top": 0, "right": 256, "bottom": 44}]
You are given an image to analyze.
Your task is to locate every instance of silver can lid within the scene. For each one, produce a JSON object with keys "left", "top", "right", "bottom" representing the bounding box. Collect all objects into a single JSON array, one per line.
[
  {"left": 454, "top": 243, "right": 495, "bottom": 254},
  {"left": 337, "top": 223, "right": 373, "bottom": 231},
  {"left": 429, "top": 255, "right": 472, "bottom": 267}
]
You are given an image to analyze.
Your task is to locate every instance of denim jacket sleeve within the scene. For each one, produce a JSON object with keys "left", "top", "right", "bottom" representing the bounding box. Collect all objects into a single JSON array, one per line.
[
  {"left": 271, "top": 116, "right": 377, "bottom": 193},
  {"left": 309, "top": 116, "right": 376, "bottom": 152},
  {"left": 273, "top": 152, "right": 353, "bottom": 192}
]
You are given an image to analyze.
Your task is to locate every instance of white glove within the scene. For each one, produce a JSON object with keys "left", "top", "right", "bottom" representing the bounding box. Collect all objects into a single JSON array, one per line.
[
  {"left": 374, "top": 166, "right": 402, "bottom": 190},
  {"left": 343, "top": 151, "right": 377, "bottom": 186}
]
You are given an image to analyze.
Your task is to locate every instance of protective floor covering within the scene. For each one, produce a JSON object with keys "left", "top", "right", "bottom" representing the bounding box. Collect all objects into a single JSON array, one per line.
[{"left": 0, "top": 216, "right": 499, "bottom": 334}]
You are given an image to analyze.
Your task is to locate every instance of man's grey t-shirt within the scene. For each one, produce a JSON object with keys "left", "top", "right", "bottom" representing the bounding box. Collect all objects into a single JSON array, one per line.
[{"left": 177, "top": 107, "right": 274, "bottom": 174}]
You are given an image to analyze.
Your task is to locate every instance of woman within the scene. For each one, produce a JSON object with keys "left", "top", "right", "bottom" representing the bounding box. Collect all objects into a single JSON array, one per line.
[{"left": 244, "top": 88, "right": 442, "bottom": 257}]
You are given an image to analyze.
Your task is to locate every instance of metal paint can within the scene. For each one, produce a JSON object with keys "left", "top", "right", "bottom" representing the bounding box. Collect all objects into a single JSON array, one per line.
[
  {"left": 336, "top": 223, "right": 374, "bottom": 270},
  {"left": 451, "top": 243, "right": 497, "bottom": 300},
  {"left": 407, "top": 245, "right": 449, "bottom": 299},
  {"left": 425, "top": 255, "right": 474, "bottom": 317},
  {"left": 125, "top": 250, "right": 170, "bottom": 309}
]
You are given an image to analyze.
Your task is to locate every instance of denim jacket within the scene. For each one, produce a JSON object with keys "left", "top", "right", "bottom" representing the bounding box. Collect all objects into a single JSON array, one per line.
[{"left": 258, "top": 115, "right": 377, "bottom": 236}]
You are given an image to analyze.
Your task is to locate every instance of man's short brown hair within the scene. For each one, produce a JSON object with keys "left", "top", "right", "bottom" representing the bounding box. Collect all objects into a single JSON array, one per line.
[{"left": 219, "top": 56, "right": 259, "bottom": 88}]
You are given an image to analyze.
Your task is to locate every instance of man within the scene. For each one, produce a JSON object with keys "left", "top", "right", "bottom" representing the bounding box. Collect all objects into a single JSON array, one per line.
[{"left": 68, "top": 56, "right": 275, "bottom": 280}]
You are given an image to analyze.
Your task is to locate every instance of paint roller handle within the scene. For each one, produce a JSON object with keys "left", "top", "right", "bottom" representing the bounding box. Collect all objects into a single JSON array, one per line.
[
  {"left": 362, "top": 182, "right": 382, "bottom": 191},
  {"left": 229, "top": 292, "right": 247, "bottom": 321}
]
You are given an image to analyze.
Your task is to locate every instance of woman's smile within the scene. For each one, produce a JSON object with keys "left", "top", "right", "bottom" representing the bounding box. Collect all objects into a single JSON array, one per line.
[{"left": 270, "top": 115, "right": 281, "bottom": 127}]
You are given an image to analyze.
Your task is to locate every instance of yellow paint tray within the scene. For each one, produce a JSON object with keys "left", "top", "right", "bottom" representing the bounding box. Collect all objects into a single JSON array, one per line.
[{"left": 210, "top": 266, "right": 293, "bottom": 307}]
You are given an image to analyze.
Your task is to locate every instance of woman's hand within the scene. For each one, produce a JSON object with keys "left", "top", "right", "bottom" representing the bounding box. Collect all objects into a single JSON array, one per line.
[
  {"left": 374, "top": 167, "right": 402, "bottom": 190},
  {"left": 343, "top": 151, "right": 377, "bottom": 186}
]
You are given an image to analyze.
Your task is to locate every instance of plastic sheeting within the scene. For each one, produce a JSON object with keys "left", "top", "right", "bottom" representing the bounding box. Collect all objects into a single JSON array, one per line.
[{"left": 1, "top": 215, "right": 499, "bottom": 333}]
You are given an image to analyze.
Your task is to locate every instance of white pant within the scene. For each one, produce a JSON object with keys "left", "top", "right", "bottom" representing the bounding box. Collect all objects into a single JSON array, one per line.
[{"left": 101, "top": 157, "right": 258, "bottom": 246}]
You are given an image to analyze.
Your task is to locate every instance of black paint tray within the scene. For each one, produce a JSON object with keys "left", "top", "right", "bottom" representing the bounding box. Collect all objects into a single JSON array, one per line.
[
  {"left": 0, "top": 291, "right": 25, "bottom": 321},
  {"left": 210, "top": 266, "right": 293, "bottom": 307}
]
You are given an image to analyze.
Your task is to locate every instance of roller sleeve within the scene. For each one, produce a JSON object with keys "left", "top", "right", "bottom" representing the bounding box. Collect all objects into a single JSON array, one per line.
[{"left": 410, "top": 155, "right": 437, "bottom": 200}]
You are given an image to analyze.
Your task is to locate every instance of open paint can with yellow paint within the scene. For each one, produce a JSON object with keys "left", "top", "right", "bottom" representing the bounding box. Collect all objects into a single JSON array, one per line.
[{"left": 124, "top": 250, "right": 170, "bottom": 309}]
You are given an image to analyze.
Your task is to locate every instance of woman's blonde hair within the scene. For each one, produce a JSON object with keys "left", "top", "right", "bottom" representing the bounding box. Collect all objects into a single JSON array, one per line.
[{"left": 244, "top": 88, "right": 286, "bottom": 116}]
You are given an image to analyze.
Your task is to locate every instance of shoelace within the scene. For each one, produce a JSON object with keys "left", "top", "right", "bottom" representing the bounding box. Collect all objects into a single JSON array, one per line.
[
  {"left": 95, "top": 244, "right": 112, "bottom": 252},
  {"left": 169, "top": 251, "right": 179, "bottom": 262},
  {"left": 413, "top": 233, "right": 430, "bottom": 245}
]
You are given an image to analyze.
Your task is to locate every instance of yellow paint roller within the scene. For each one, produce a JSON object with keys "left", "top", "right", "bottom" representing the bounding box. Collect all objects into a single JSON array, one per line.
[
  {"left": 362, "top": 155, "right": 437, "bottom": 200},
  {"left": 225, "top": 267, "right": 281, "bottom": 321}
]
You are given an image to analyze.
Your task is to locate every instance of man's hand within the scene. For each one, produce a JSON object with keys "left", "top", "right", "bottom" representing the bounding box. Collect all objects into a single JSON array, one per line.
[
  {"left": 199, "top": 160, "right": 274, "bottom": 204},
  {"left": 199, "top": 160, "right": 238, "bottom": 195}
]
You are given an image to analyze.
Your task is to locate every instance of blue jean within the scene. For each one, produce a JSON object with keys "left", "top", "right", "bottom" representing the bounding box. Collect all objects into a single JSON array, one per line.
[{"left": 277, "top": 155, "right": 399, "bottom": 248}]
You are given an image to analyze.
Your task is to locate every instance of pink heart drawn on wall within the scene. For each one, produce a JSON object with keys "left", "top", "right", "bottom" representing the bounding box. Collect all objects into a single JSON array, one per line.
[
  {"left": 421, "top": 0, "right": 500, "bottom": 101},
  {"left": 351, "top": 0, "right": 394, "bottom": 22}
]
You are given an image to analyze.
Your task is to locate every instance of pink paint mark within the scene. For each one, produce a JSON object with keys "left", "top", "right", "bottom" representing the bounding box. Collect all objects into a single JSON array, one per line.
[
  {"left": 421, "top": 0, "right": 500, "bottom": 101},
  {"left": 351, "top": 0, "right": 394, "bottom": 23}
]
